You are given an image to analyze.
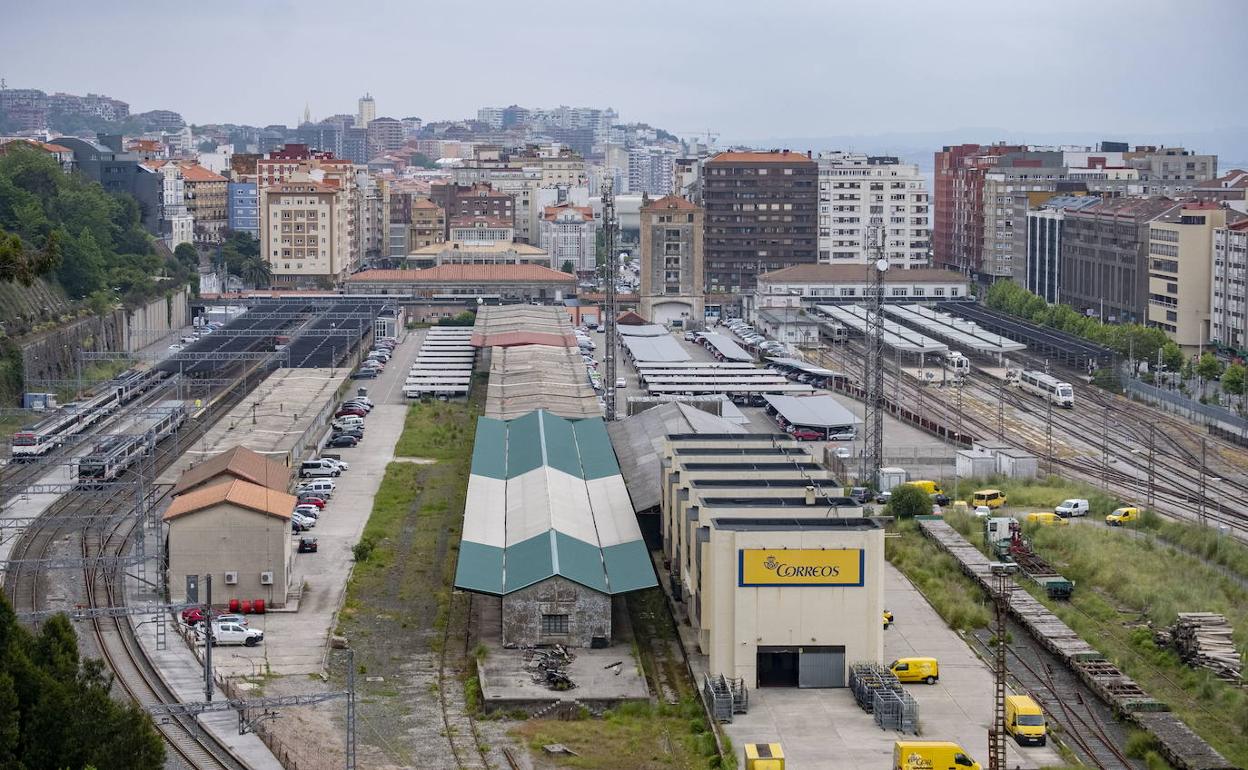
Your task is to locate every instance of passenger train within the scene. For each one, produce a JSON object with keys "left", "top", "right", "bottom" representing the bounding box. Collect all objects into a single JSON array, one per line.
[
  {"left": 76, "top": 400, "right": 187, "bottom": 486},
  {"left": 11, "top": 369, "right": 167, "bottom": 459},
  {"left": 1009, "top": 369, "right": 1074, "bottom": 409}
]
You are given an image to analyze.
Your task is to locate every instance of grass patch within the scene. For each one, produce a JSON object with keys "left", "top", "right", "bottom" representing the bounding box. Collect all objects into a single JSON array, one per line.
[
  {"left": 393, "top": 398, "right": 480, "bottom": 459},
  {"left": 951, "top": 475, "right": 1123, "bottom": 516},
  {"left": 1139, "top": 514, "right": 1248, "bottom": 584},
  {"left": 512, "top": 700, "right": 717, "bottom": 770},
  {"left": 886, "top": 519, "right": 991, "bottom": 630},
  {"left": 1023, "top": 523, "right": 1248, "bottom": 766},
  {"left": 347, "top": 462, "right": 423, "bottom": 578}
]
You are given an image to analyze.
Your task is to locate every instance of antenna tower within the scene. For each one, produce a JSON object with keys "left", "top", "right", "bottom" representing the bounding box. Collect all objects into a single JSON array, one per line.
[
  {"left": 860, "top": 227, "right": 887, "bottom": 485},
  {"left": 602, "top": 180, "right": 619, "bottom": 420}
]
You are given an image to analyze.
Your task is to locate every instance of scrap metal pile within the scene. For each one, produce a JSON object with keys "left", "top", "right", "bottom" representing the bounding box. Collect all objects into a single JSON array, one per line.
[{"left": 524, "top": 645, "right": 576, "bottom": 691}]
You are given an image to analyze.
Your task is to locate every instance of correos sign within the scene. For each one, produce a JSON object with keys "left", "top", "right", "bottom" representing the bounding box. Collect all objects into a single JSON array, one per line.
[{"left": 738, "top": 549, "right": 864, "bottom": 587}]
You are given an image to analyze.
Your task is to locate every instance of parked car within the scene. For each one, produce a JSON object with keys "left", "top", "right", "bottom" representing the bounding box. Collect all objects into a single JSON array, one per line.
[
  {"left": 292, "top": 519, "right": 309, "bottom": 533},
  {"left": 296, "top": 478, "right": 335, "bottom": 496},
  {"left": 848, "top": 486, "right": 871, "bottom": 504},
  {"left": 293, "top": 504, "right": 321, "bottom": 518},
  {"left": 833, "top": 446, "right": 852, "bottom": 459},
  {"left": 1055, "top": 498, "right": 1090, "bottom": 518},
  {"left": 319, "top": 457, "right": 350, "bottom": 472},
  {"left": 327, "top": 434, "right": 359, "bottom": 448},
  {"left": 790, "top": 428, "right": 824, "bottom": 441},
  {"left": 332, "top": 427, "right": 365, "bottom": 440},
  {"left": 297, "top": 495, "right": 326, "bottom": 508},
  {"left": 299, "top": 459, "right": 339, "bottom": 478},
  {"left": 350, "top": 369, "right": 378, "bottom": 380},
  {"left": 876, "top": 491, "right": 892, "bottom": 504},
  {"left": 291, "top": 512, "right": 316, "bottom": 529},
  {"left": 203, "top": 622, "right": 264, "bottom": 647},
  {"left": 974, "top": 505, "right": 993, "bottom": 518},
  {"left": 335, "top": 407, "right": 368, "bottom": 419},
  {"left": 342, "top": 400, "right": 373, "bottom": 412},
  {"left": 683, "top": 331, "right": 698, "bottom": 341},
  {"left": 298, "top": 537, "right": 319, "bottom": 553}
]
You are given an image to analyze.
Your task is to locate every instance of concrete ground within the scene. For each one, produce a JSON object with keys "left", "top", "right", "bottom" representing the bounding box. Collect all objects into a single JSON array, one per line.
[
  {"left": 478, "top": 642, "right": 649, "bottom": 705},
  {"left": 205, "top": 327, "right": 424, "bottom": 677},
  {"left": 717, "top": 562, "right": 1062, "bottom": 770}
]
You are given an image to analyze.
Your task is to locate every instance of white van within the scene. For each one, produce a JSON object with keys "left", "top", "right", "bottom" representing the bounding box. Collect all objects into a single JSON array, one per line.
[
  {"left": 297, "top": 478, "right": 336, "bottom": 497},
  {"left": 1055, "top": 498, "right": 1090, "bottom": 518},
  {"left": 333, "top": 415, "right": 364, "bottom": 428},
  {"left": 299, "top": 459, "right": 339, "bottom": 478}
]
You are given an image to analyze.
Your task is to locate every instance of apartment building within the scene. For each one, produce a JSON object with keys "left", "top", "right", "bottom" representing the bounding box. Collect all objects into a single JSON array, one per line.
[
  {"left": 702, "top": 150, "right": 818, "bottom": 298},
  {"left": 179, "top": 163, "right": 228, "bottom": 242},
  {"left": 154, "top": 164, "right": 194, "bottom": 249},
  {"left": 1126, "top": 146, "right": 1217, "bottom": 196},
  {"left": 430, "top": 182, "right": 515, "bottom": 239},
  {"left": 1060, "top": 197, "right": 1179, "bottom": 324},
  {"left": 227, "top": 181, "right": 259, "bottom": 237},
  {"left": 1147, "top": 202, "right": 1234, "bottom": 350},
  {"left": 356, "top": 93, "right": 375, "bottom": 128},
  {"left": 933, "top": 143, "right": 1024, "bottom": 276},
  {"left": 628, "top": 145, "right": 676, "bottom": 196},
  {"left": 449, "top": 216, "right": 514, "bottom": 245},
  {"left": 639, "top": 195, "right": 704, "bottom": 325},
  {"left": 260, "top": 175, "right": 354, "bottom": 286},
  {"left": 539, "top": 203, "right": 596, "bottom": 273},
  {"left": 816, "top": 152, "right": 929, "bottom": 268},
  {"left": 367, "top": 117, "right": 404, "bottom": 155},
  {"left": 1024, "top": 195, "right": 1100, "bottom": 304},
  {"left": 1211, "top": 219, "right": 1248, "bottom": 352},
  {"left": 410, "top": 198, "right": 446, "bottom": 251}
]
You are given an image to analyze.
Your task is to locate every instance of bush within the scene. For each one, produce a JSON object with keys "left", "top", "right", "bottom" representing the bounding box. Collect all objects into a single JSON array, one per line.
[
  {"left": 352, "top": 536, "right": 376, "bottom": 562},
  {"left": 887, "top": 484, "right": 932, "bottom": 518}
]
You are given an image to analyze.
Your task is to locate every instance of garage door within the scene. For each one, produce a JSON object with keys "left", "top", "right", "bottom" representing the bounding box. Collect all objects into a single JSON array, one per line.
[{"left": 798, "top": 645, "right": 846, "bottom": 688}]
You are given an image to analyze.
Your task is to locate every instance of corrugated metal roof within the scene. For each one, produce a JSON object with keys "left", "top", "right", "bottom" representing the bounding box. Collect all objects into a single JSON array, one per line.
[
  {"left": 455, "top": 410, "right": 656, "bottom": 596},
  {"left": 617, "top": 324, "right": 669, "bottom": 337},
  {"left": 621, "top": 335, "right": 691, "bottom": 363}
]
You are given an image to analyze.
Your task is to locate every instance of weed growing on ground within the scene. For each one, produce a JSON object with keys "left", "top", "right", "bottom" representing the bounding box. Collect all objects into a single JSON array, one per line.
[{"left": 886, "top": 520, "right": 991, "bottom": 630}]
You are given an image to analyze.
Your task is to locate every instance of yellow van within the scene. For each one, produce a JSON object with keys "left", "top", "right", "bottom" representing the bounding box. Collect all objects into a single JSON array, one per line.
[
  {"left": 972, "top": 489, "right": 1007, "bottom": 509},
  {"left": 889, "top": 657, "right": 939, "bottom": 684},
  {"left": 1106, "top": 507, "right": 1140, "bottom": 526},
  {"left": 1026, "top": 512, "right": 1068, "bottom": 527},
  {"left": 894, "top": 741, "right": 981, "bottom": 770},
  {"left": 909, "top": 480, "right": 943, "bottom": 496},
  {"left": 1005, "top": 695, "right": 1047, "bottom": 745}
]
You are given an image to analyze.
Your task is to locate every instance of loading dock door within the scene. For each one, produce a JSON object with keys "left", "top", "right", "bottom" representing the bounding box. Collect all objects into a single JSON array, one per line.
[
  {"left": 757, "top": 647, "right": 799, "bottom": 687},
  {"left": 798, "top": 645, "right": 846, "bottom": 688}
]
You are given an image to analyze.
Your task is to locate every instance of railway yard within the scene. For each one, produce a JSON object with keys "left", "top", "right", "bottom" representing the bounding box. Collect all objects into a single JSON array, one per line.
[{"left": 2, "top": 296, "right": 1248, "bottom": 770}]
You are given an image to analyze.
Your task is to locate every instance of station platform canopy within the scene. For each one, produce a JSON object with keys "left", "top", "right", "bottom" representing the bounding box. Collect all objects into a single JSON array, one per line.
[
  {"left": 814, "top": 305, "right": 947, "bottom": 354},
  {"left": 763, "top": 394, "right": 861, "bottom": 429},
  {"left": 647, "top": 382, "right": 815, "bottom": 395},
  {"left": 697, "top": 333, "right": 754, "bottom": 362},
  {"left": 881, "top": 304, "right": 1026, "bottom": 354},
  {"left": 621, "top": 334, "right": 691, "bottom": 363},
  {"left": 634, "top": 361, "right": 756, "bottom": 370},
  {"left": 765, "top": 357, "right": 840, "bottom": 378},
  {"left": 617, "top": 324, "right": 669, "bottom": 337}
]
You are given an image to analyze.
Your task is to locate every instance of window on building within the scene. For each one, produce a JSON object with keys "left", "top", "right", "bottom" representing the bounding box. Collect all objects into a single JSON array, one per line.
[{"left": 541, "top": 614, "right": 570, "bottom": 635}]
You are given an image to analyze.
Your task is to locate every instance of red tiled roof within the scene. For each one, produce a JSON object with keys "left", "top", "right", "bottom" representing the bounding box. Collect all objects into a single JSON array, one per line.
[
  {"left": 469, "top": 330, "right": 577, "bottom": 349},
  {"left": 542, "top": 203, "right": 593, "bottom": 221},
  {"left": 641, "top": 195, "right": 699, "bottom": 212},
  {"left": 706, "top": 150, "right": 814, "bottom": 165},
  {"left": 163, "top": 478, "right": 295, "bottom": 522},
  {"left": 345, "top": 265, "right": 575, "bottom": 283},
  {"left": 179, "top": 163, "right": 228, "bottom": 183}
]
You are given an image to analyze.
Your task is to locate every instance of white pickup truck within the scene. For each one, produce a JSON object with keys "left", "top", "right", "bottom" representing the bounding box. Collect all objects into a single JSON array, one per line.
[
  {"left": 202, "top": 621, "right": 264, "bottom": 647},
  {"left": 1055, "top": 498, "right": 1090, "bottom": 518}
]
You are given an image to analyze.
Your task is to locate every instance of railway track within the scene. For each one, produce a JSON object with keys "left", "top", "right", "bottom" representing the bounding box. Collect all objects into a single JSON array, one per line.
[{"left": 437, "top": 591, "right": 490, "bottom": 769}]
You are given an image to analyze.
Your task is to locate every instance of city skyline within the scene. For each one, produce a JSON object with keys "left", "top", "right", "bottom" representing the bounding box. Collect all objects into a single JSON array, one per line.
[{"left": 3, "top": 0, "right": 1245, "bottom": 140}]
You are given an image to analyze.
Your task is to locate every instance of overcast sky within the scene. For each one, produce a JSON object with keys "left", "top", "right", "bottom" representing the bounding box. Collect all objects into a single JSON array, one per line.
[{"left": 3, "top": 0, "right": 1245, "bottom": 141}]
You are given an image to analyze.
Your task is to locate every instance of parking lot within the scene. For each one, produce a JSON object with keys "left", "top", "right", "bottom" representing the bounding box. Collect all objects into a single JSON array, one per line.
[{"left": 206, "top": 328, "right": 423, "bottom": 677}]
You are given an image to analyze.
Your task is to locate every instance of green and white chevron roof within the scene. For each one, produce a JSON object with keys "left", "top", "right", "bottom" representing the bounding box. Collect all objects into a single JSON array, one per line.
[{"left": 455, "top": 409, "right": 657, "bottom": 596}]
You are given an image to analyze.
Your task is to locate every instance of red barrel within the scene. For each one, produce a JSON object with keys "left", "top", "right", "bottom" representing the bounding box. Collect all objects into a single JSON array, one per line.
[
  {"left": 252, "top": 599, "right": 266, "bottom": 614},
  {"left": 240, "top": 600, "right": 253, "bottom": 614},
  {"left": 228, "top": 598, "right": 240, "bottom": 613}
]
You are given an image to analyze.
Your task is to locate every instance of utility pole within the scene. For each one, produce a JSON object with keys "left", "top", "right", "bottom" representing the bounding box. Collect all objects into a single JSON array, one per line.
[
  {"left": 1101, "top": 406, "right": 1109, "bottom": 490},
  {"left": 997, "top": 378, "right": 1004, "bottom": 439},
  {"left": 203, "top": 573, "right": 214, "bottom": 703},
  {"left": 346, "top": 648, "right": 357, "bottom": 770},
  {"left": 988, "top": 564, "right": 1015, "bottom": 770},
  {"left": 1147, "top": 424, "right": 1155, "bottom": 510},
  {"left": 1045, "top": 397, "right": 1054, "bottom": 475},
  {"left": 1198, "top": 437, "right": 1207, "bottom": 527},
  {"left": 860, "top": 228, "right": 888, "bottom": 486},
  {"left": 601, "top": 180, "right": 619, "bottom": 421}
]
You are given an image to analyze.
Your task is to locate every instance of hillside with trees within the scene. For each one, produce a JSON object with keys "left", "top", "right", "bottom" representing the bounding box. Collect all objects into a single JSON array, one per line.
[{"left": 0, "top": 145, "right": 195, "bottom": 329}]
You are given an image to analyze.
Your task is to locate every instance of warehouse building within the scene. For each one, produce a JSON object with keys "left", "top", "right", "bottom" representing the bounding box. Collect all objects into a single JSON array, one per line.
[
  {"left": 659, "top": 435, "right": 883, "bottom": 688},
  {"left": 455, "top": 409, "right": 657, "bottom": 647},
  {"left": 165, "top": 447, "right": 296, "bottom": 608}
]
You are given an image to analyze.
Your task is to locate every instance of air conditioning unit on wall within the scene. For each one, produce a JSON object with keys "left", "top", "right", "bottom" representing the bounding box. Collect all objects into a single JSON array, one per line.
[
  {"left": 224, "top": 571, "right": 238, "bottom": 585},
  {"left": 260, "top": 571, "right": 274, "bottom": 585}
]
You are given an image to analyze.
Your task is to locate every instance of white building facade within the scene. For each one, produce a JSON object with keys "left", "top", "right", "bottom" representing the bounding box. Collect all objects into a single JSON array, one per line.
[
  {"left": 1211, "top": 221, "right": 1248, "bottom": 351},
  {"left": 539, "top": 205, "right": 597, "bottom": 273},
  {"left": 627, "top": 145, "right": 675, "bottom": 195},
  {"left": 157, "top": 165, "right": 194, "bottom": 249},
  {"left": 816, "top": 152, "right": 930, "bottom": 268}
]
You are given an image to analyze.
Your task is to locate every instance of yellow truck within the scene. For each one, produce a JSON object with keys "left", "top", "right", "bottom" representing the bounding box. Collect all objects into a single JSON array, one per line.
[
  {"left": 890, "top": 657, "right": 940, "bottom": 684},
  {"left": 1025, "top": 511, "right": 1068, "bottom": 527},
  {"left": 744, "top": 743, "right": 784, "bottom": 770},
  {"left": 1005, "top": 694, "right": 1047, "bottom": 745},
  {"left": 1106, "top": 506, "right": 1140, "bottom": 526},
  {"left": 894, "top": 741, "right": 981, "bottom": 770}
]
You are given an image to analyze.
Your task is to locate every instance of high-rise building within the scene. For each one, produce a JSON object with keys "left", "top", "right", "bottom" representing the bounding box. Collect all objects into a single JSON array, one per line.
[
  {"left": 1059, "top": 197, "right": 1179, "bottom": 324},
  {"left": 1147, "top": 202, "right": 1236, "bottom": 349},
  {"left": 366, "top": 117, "right": 404, "bottom": 156},
  {"left": 356, "top": 93, "right": 376, "bottom": 128},
  {"left": 0, "top": 88, "right": 48, "bottom": 131},
  {"left": 153, "top": 164, "right": 194, "bottom": 249},
  {"left": 702, "top": 150, "right": 817, "bottom": 296},
  {"left": 261, "top": 175, "right": 355, "bottom": 286},
  {"left": 539, "top": 203, "right": 596, "bottom": 273},
  {"left": 228, "top": 181, "right": 260, "bottom": 237},
  {"left": 639, "top": 195, "right": 704, "bottom": 325},
  {"left": 628, "top": 146, "right": 676, "bottom": 196},
  {"left": 816, "top": 152, "right": 930, "bottom": 268},
  {"left": 477, "top": 107, "right": 504, "bottom": 129},
  {"left": 1211, "top": 219, "right": 1248, "bottom": 352},
  {"left": 342, "top": 127, "right": 369, "bottom": 164},
  {"left": 933, "top": 143, "right": 1024, "bottom": 277},
  {"left": 1024, "top": 195, "right": 1100, "bottom": 304},
  {"left": 179, "top": 163, "right": 229, "bottom": 242}
]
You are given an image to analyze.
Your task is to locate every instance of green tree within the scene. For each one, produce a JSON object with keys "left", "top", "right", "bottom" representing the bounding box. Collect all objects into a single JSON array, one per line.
[
  {"left": 239, "top": 255, "right": 273, "bottom": 289},
  {"left": 173, "top": 242, "right": 198, "bottom": 271},
  {"left": 1221, "top": 363, "right": 1245, "bottom": 410},
  {"left": 561, "top": 259, "right": 575, "bottom": 274},
  {"left": 887, "top": 484, "right": 933, "bottom": 518},
  {"left": 1196, "top": 352, "right": 1224, "bottom": 396},
  {"left": 1161, "top": 341, "right": 1184, "bottom": 372}
]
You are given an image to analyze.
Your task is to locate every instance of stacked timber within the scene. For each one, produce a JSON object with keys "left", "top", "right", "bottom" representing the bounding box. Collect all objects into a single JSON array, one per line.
[{"left": 1166, "top": 613, "right": 1242, "bottom": 682}]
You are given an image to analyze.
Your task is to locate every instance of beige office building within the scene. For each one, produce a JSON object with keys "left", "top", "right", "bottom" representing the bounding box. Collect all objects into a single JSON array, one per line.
[
  {"left": 261, "top": 174, "right": 355, "bottom": 286},
  {"left": 639, "top": 195, "right": 705, "bottom": 325},
  {"left": 1147, "top": 202, "right": 1229, "bottom": 350}
]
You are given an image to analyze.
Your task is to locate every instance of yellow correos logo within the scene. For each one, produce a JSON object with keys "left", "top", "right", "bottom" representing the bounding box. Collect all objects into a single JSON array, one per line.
[{"left": 739, "top": 549, "right": 863, "bottom": 586}]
